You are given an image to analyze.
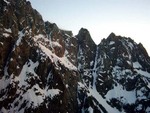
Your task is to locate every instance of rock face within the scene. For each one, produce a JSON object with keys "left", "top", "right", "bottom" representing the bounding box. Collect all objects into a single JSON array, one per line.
[{"left": 0, "top": 0, "right": 150, "bottom": 113}]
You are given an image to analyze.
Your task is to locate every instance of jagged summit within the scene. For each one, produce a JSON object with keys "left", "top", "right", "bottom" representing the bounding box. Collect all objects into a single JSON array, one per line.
[
  {"left": 45, "top": 21, "right": 59, "bottom": 33},
  {"left": 78, "top": 28, "right": 90, "bottom": 34},
  {"left": 77, "top": 28, "right": 95, "bottom": 44},
  {"left": 107, "top": 32, "right": 116, "bottom": 38},
  {"left": 0, "top": 0, "right": 150, "bottom": 113}
]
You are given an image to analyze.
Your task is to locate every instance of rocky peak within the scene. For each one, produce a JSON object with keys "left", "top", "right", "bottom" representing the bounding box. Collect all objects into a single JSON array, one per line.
[
  {"left": 98, "top": 33, "right": 150, "bottom": 69},
  {"left": 45, "top": 21, "right": 58, "bottom": 35},
  {"left": 138, "top": 43, "right": 149, "bottom": 58},
  {"left": 1, "top": 0, "right": 45, "bottom": 35},
  {"left": 107, "top": 32, "right": 116, "bottom": 40},
  {"left": 77, "top": 28, "right": 95, "bottom": 44},
  {"left": 76, "top": 28, "right": 97, "bottom": 70}
]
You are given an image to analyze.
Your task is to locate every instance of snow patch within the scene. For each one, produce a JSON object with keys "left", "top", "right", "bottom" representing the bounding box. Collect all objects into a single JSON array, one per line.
[
  {"left": 17, "top": 66, "right": 20, "bottom": 69},
  {"left": 64, "top": 33, "right": 71, "bottom": 37},
  {"left": 16, "top": 60, "right": 39, "bottom": 86},
  {"left": 52, "top": 41, "right": 62, "bottom": 47},
  {"left": 142, "top": 77, "right": 150, "bottom": 89},
  {"left": 10, "top": 58, "right": 13, "bottom": 61},
  {"left": 3, "top": 33, "right": 10, "bottom": 37},
  {"left": 3, "top": 28, "right": 11, "bottom": 37},
  {"left": 20, "top": 84, "right": 61, "bottom": 108},
  {"left": 4, "top": 0, "right": 10, "bottom": 4},
  {"left": 133, "top": 62, "right": 142, "bottom": 68},
  {"left": 109, "top": 41, "right": 115, "bottom": 45},
  {"left": 1, "top": 107, "right": 8, "bottom": 113},
  {"left": 0, "top": 42, "right": 3, "bottom": 45},
  {"left": 39, "top": 44, "right": 76, "bottom": 70},
  {"left": 90, "top": 61, "right": 94, "bottom": 66},
  {"left": 33, "top": 34, "right": 47, "bottom": 42},
  {"left": 105, "top": 84, "right": 136, "bottom": 104},
  {"left": 78, "top": 82, "right": 85, "bottom": 89},
  {"left": 127, "top": 61, "right": 131, "bottom": 65},
  {"left": 0, "top": 76, "right": 11, "bottom": 91},
  {"left": 136, "top": 87, "right": 147, "bottom": 100},
  {"left": 128, "top": 42, "right": 134, "bottom": 50},
  {"left": 135, "top": 69, "right": 150, "bottom": 78},
  {"left": 88, "top": 106, "right": 93, "bottom": 113},
  {"left": 88, "top": 87, "right": 120, "bottom": 113},
  {"left": 4, "top": 28, "right": 11, "bottom": 33},
  {"left": 111, "top": 47, "right": 115, "bottom": 50},
  {"left": 66, "top": 84, "right": 69, "bottom": 88},
  {"left": 71, "top": 43, "right": 74, "bottom": 46},
  {"left": 16, "top": 31, "right": 25, "bottom": 46},
  {"left": 146, "top": 107, "right": 150, "bottom": 113},
  {"left": 92, "top": 46, "right": 98, "bottom": 87},
  {"left": 136, "top": 104, "right": 143, "bottom": 111}
]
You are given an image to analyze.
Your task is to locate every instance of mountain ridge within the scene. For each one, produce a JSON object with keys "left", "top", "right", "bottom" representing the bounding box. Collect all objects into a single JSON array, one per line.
[{"left": 0, "top": 0, "right": 150, "bottom": 113}]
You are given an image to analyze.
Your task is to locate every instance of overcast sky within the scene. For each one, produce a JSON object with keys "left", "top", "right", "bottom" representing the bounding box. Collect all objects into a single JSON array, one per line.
[{"left": 29, "top": 0, "right": 150, "bottom": 55}]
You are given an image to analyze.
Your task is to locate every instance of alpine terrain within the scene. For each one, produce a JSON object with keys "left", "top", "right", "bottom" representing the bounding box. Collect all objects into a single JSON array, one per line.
[{"left": 0, "top": 0, "right": 150, "bottom": 113}]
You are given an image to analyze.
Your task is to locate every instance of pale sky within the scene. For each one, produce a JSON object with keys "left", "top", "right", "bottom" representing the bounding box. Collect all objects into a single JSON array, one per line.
[{"left": 29, "top": 0, "right": 150, "bottom": 55}]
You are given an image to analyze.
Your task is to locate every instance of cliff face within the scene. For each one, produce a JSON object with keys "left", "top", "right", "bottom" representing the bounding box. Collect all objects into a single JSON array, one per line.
[
  {"left": 0, "top": 0, "right": 79, "bottom": 113},
  {"left": 0, "top": 0, "right": 150, "bottom": 113}
]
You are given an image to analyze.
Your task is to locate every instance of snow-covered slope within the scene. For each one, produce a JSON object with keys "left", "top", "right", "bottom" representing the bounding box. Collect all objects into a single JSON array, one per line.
[{"left": 0, "top": 0, "right": 150, "bottom": 113}]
